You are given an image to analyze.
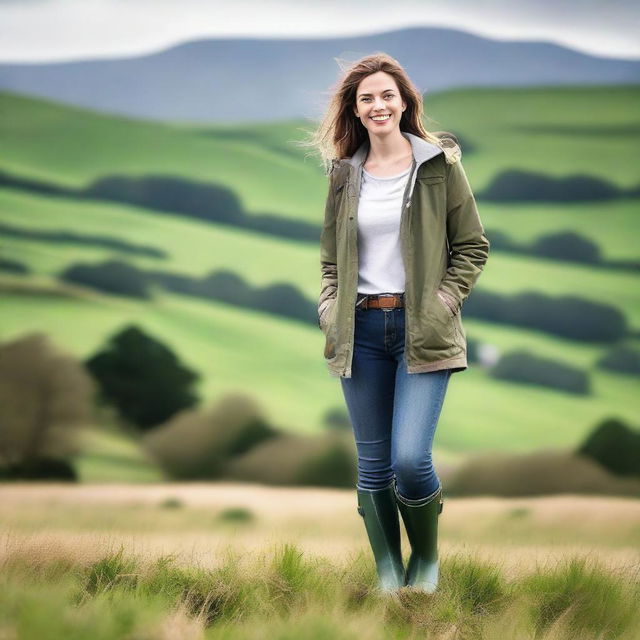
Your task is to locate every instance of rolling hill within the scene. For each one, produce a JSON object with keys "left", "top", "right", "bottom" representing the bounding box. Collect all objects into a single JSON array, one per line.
[{"left": 1, "top": 86, "right": 639, "bottom": 466}]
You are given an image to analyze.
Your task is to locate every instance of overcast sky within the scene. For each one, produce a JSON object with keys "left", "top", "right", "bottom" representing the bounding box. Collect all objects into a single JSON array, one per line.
[{"left": 0, "top": 0, "right": 638, "bottom": 63}]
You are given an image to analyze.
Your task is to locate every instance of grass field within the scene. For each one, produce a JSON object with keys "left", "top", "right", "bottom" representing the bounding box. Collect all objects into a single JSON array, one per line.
[
  {"left": 1, "top": 86, "right": 639, "bottom": 464},
  {"left": 2, "top": 189, "right": 640, "bottom": 321},
  {"left": 2, "top": 282, "right": 638, "bottom": 457},
  {"left": 1, "top": 484, "right": 639, "bottom": 639}
]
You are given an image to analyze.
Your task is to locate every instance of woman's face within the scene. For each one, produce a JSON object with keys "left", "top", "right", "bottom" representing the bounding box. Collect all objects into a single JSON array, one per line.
[{"left": 353, "top": 71, "right": 406, "bottom": 139}]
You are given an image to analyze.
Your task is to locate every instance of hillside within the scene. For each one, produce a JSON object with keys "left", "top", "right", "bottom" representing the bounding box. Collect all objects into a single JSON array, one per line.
[{"left": 1, "top": 86, "right": 639, "bottom": 463}]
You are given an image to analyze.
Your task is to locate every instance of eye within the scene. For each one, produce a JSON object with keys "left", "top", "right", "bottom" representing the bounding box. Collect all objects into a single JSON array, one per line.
[{"left": 360, "top": 94, "right": 394, "bottom": 102}]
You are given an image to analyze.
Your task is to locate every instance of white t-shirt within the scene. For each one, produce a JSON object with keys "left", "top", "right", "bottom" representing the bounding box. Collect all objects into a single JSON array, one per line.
[{"left": 357, "top": 165, "right": 411, "bottom": 294}]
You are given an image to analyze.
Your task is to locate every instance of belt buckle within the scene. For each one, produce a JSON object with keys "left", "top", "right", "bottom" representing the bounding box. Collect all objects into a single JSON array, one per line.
[{"left": 377, "top": 293, "right": 397, "bottom": 309}]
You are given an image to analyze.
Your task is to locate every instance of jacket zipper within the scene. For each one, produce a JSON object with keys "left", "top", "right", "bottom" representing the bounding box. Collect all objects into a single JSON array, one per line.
[
  {"left": 343, "top": 159, "right": 417, "bottom": 377},
  {"left": 343, "top": 164, "right": 363, "bottom": 376},
  {"left": 398, "top": 159, "right": 417, "bottom": 373}
]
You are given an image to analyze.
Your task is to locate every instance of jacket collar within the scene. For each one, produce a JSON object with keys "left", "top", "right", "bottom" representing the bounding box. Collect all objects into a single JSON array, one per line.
[
  {"left": 346, "top": 131, "right": 443, "bottom": 202},
  {"left": 346, "top": 131, "right": 443, "bottom": 169}
]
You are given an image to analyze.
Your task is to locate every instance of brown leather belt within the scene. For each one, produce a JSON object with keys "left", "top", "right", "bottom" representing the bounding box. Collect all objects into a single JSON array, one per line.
[{"left": 356, "top": 293, "right": 404, "bottom": 310}]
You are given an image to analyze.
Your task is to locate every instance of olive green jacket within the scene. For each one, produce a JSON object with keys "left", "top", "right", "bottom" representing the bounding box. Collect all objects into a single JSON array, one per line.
[{"left": 317, "top": 131, "right": 490, "bottom": 378}]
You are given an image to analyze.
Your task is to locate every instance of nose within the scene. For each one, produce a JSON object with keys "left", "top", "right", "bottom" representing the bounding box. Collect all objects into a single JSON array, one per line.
[{"left": 373, "top": 97, "right": 386, "bottom": 110}]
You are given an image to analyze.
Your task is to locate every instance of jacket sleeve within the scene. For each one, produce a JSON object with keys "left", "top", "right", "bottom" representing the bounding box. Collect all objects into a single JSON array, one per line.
[
  {"left": 439, "top": 159, "right": 490, "bottom": 312},
  {"left": 317, "top": 171, "right": 339, "bottom": 329}
]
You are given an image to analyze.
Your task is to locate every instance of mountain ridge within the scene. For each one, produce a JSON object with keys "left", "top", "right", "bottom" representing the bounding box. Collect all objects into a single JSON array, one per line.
[{"left": 1, "top": 26, "right": 638, "bottom": 123}]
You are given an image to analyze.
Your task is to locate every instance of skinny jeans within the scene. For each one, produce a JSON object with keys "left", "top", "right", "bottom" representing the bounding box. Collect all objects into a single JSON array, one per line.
[{"left": 339, "top": 303, "right": 451, "bottom": 501}]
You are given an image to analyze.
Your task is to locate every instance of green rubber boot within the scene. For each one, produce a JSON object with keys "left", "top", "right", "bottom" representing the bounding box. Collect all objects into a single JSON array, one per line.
[
  {"left": 394, "top": 479, "right": 444, "bottom": 593},
  {"left": 356, "top": 481, "right": 406, "bottom": 592}
]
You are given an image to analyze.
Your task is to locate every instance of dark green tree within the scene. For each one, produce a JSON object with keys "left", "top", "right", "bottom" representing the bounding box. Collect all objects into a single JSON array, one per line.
[
  {"left": 576, "top": 417, "right": 640, "bottom": 477},
  {"left": 86, "top": 325, "right": 199, "bottom": 431}
]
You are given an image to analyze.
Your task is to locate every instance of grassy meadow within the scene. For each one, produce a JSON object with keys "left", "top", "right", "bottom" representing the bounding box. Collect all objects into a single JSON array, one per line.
[
  {"left": 1, "top": 483, "right": 639, "bottom": 639},
  {"left": 2, "top": 83, "right": 640, "bottom": 637}
]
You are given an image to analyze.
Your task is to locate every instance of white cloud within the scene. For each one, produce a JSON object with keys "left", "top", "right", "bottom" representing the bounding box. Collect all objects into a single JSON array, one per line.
[{"left": 0, "top": 0, "right": 638, "bottom": 62}]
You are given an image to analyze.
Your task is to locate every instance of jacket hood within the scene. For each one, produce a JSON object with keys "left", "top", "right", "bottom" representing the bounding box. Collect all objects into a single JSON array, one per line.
[
  {"left": 346, "top": 131, "right": 444, "bottom": 170},
  {"left": 345, "top": 131, "right": 460, "bottom": 203}
]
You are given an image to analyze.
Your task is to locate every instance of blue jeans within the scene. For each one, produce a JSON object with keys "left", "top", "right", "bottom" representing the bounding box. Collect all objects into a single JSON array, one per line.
[{"left": 340, "top": 304, "right": 452, "bottom": 501}]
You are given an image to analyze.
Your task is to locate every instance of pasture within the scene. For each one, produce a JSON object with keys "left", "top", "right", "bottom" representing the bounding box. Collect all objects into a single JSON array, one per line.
[{"left": 1, "top": 483, "right": 639, "bottom": 639}]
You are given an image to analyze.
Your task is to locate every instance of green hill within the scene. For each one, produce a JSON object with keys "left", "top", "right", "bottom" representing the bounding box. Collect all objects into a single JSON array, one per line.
[
  {"left": 0, "top": 91, "right": 322, "bottom": 220},
  {"left": 1, "top": 87, "right": 639, "bottom": 469}
]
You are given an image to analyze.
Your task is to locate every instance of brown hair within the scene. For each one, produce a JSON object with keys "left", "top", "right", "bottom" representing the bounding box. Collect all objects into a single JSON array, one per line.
[{"left": 303, "top": 52, "right": 442, "bottom": 173}]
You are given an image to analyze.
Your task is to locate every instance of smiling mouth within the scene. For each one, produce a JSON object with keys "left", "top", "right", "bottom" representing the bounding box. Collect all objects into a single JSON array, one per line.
[{"left": 371, "top": 114, "right": 391, "bottom": 121}]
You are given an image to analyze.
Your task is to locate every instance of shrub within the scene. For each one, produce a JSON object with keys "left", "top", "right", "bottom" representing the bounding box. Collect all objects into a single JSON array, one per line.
[
  {"left": 489, "top": 350, "right": 590, "bottom": 395},
  {"left": 295, "top": 439, "right": 357, "bottom": 488},
  {"left": 0, "top": 457, "right": 76, "bottom": 481},
  {"left": 217, "top": 507, "right": 255, "bottom": 524},
  {"left": 60, "top": 260, "right": 150, "bottom": 298},
  {"left": 254, "top": 282, "right": 316, "bottom": 323},
  {"left": 84, "top": 175, "right": 242, "bottom": 224},
  {"left": 465, "top": 291, "right": 627, "bottom": 342},
  {"left": 576, "top": 417, "right": 640, "bottom": 477},
  {"left": 143, "top": 393, "right": 277, "bottom": 479},
  {"left": 224, "top": 432, "right": 357, "bottom": 488},
  {"left": 149, "top": 268, "right": 317, "bottom": 325},
  {"left": 447, "top": 449, "right": 640, "bottom": 497},
  {"left": 531, "top": 231, "right": 601, "bottom": 263},
  {"left": 483, "top": 228, "right": 518, "bottom": 251},
  {"left": 597, "top": 345, "right": 640, "bottom": 376},
  {"left": 0, "top": 257, "right": 30, "bottom": 274},
  {"left": 480, "top": 170, "right": 623, "bottom": 202}
]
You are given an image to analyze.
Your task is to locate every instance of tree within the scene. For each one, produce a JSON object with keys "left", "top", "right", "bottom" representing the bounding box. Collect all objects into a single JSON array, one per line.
[
  {"left": 85, "top": 325, "right": 199, "bottom": 431},
  {"left": 577, "top": 417, "right": 640, "bottom": 477},
  {"left": 0, "top": 333, "right": 93, "bottom": 479}
]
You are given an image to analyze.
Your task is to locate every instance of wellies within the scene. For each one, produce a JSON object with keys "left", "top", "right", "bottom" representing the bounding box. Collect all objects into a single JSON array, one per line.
[
  {"left": 394, "top": 479, "right": 444, "bottom": 593},
  {"left": 356, "top": 481, "right": 406, "bottom": 592}
]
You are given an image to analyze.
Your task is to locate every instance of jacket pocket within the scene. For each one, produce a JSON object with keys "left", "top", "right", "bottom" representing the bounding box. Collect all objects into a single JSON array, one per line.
[
  {"left": 418, "top": 291, "right": 456, "bottom": 352},
  {"left": 320, "top": 298, "right": 340, "bottom": 360},
  {"left": 436, "top": 289, "right": 458, "bottom": 318},
  {"left": 436, "top": 289, "right": 463, "bottom": 344},
  {"left": 324, "top": 326, "right": 338, "bottom": 360},
  {"left": 319, "top": 297, "right": 337, "bottom": 335},
  {"left": 418, "top": 175, "right": 445, "bottom": 185}
]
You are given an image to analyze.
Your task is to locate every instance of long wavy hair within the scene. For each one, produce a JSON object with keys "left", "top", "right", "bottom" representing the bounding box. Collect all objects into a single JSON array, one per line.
[{"left": 303, "top": 52, "right": 442, "bottom": 173}]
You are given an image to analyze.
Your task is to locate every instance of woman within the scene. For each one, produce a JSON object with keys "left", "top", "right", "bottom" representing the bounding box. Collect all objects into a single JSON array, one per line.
[{"left": 312, "top": 53, "right": 490, "bottom": 593}]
